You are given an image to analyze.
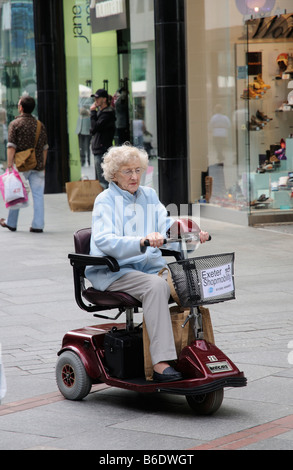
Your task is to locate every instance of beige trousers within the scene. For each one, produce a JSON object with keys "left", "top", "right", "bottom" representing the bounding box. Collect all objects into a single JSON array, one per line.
[{"left": 107, "top": 271, "right": 177, "bottom": 366}]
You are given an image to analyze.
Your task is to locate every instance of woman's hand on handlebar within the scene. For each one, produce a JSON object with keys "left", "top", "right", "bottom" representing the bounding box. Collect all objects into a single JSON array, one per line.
[
  {"left": 141, "top": 232, "right": 165, "bottom": 248},
  {"left": 199, "top": 230, "right": 210, "bottom": 243},
  {"left": 142, "top": 230, "right": 211, "bottom": 247}
]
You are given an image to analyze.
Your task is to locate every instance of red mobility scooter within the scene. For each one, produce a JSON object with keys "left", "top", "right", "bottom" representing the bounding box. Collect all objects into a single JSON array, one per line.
[{"left": 56, "top": 220, "right": 246, "bottom": 415}]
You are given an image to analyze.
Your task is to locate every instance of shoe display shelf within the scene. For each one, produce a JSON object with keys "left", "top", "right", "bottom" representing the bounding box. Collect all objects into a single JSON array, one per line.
[
  {"left": 274, "top": 76, "right": 293, "bottom": 113},
  {"left": 250, "top": 138, "right": 293, "bottom": 211},
  {"left": 243, "top": 54, "right": 293, "bottom": 214}
]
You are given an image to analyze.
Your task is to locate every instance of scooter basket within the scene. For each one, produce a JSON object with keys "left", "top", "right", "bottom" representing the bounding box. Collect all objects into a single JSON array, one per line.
[{"left": 168, "top": 252, "right": 235, "bottom": 307}]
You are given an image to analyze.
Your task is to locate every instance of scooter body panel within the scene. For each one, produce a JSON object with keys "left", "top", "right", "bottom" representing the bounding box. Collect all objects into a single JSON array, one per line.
[
  {"left": 58, "top": 324, "right": 247, "bottom": 394},
  {"left": 58, "top": 323, "right": 124, "bottom": 382}
]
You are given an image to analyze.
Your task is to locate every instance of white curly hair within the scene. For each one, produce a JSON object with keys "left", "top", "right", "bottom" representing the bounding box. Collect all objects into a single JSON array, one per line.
[{"left": 101, "top": 144, "right": 149, "bottom": 182}]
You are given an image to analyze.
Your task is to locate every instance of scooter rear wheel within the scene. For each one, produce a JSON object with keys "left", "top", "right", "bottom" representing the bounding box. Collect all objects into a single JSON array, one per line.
[
  {"left": 186, "top": 389, "right": 224, "bottom": 415},
  {"left": 56, "top": 350, "right": 92, "bottom": 401}
]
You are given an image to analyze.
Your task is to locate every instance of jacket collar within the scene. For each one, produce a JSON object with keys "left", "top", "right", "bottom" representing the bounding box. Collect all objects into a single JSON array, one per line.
[
  {"left": 15, "top": 113, "right": 35, "bottom": 120},
  {"left": 110, "top": 182, "right": 140, "bottom": 201}
]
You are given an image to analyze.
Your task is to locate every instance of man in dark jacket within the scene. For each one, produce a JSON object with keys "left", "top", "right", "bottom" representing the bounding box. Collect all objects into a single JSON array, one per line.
[{"left": 90, "top": 89, "right": 115, "bottom": 188}]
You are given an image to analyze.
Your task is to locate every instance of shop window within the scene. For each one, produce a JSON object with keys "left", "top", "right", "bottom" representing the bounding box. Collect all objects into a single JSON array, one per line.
[
  {"left": 237, "top": 14, "right": 293, "bottom": 221},
  {"left": 129, "top": 0, "right": 158, "bottom": 191},
  {"left": 0, "top": 0, "right": 36, "bottom": 166},
  {"left": 62, "top": 0, "right": 157, "bottom": 190}
]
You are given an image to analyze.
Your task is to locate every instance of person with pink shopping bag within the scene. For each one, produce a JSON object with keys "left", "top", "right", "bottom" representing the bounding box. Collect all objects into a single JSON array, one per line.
[{"left": 0, "top": 96, "right": 48, "bottom": 233}]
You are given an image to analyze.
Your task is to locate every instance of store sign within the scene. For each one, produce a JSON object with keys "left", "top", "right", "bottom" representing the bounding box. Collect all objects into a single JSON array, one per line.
[
  {"left": 96, "top": 0, "right": 123, "bottom": 17},
  {"left": 72, "top": 2, "right": 91, "bottom": 43},
  {"left": 248, "top": 13, "right": 293, "bottom": 39},
  {"left": 90, "top": 0, "right": 127, "bottom": 33}
]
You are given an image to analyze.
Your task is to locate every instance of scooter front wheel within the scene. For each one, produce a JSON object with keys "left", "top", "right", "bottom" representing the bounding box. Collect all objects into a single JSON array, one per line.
[
  {"left": 186, "top": 389, "right": 224, "bottom": 415},
  {"left": 56, "top": 350, "right": 92, "bottom": 401}
]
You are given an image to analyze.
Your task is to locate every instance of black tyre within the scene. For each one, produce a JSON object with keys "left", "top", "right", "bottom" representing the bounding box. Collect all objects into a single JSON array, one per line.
[
  {"left": 186, "top": 389, "right": 224, "bottom": 415},
  {"left": 56, "top": 350, "right": 92, "bottom": 400}
]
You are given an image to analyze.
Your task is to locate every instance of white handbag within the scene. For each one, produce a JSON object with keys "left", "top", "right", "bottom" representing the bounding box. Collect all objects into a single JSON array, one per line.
[{"left": 3, "top": 169, "right": 25, "bottom": 202}]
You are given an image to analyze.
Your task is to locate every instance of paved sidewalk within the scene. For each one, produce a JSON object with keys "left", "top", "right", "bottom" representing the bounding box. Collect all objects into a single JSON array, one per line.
[{"left": 0, "top": 191, "right": 293, "bottom": 451}]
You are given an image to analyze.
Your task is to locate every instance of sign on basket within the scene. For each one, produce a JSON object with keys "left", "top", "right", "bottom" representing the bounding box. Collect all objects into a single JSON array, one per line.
[{"left": 200, "top": 262, "right": 234, "bottom": 300}]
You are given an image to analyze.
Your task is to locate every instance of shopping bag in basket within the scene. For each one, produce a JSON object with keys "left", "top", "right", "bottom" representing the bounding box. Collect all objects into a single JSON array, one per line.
[
  {"left": 143, "top": 305, "right": 215, "bottom": 381},
  {"left": 65, "top": 179, "right": 103, "bottom": 212}
]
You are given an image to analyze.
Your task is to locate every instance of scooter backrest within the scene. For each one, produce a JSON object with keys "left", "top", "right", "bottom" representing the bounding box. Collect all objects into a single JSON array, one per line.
[{"left": 74, "top": 228, "right": 91, "bottom": 255}]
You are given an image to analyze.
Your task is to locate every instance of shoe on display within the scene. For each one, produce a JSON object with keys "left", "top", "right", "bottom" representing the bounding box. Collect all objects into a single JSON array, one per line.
[
  {"left": 271, "top": 182, "right": 278, "bottom": 191},
  {"left": 253, "top": 78, "right": 261, "bottom": 90},
  {"left": 275, "top": 102, "right": 291, "bottom": 112},
  {"left": 240, "top": 89, "right": 249, "bottom": 100},
  {"left": 250, "top": 196, "right": 271, "bottom": 208},
  {"left": 274, "top": 139, "right": 286, "bottom": 160},
  {"left": 256, "top": 73, "right": 271, "bottom": 90},
  {"left": 276, "top": 53, "right": 288, "bottom": 79},
  {"left": 256, "top": 110, "right": 272, "bottom": 122},
  {"left": 241, "top": 87, "right": 261, "bottom": 100},
  {"left": 248, "top": 86, "right": 261, "bottom": 99},
  {"left": 252, "top": 79, "right": 266, "bottom": 94},
  {"left": 278, "top": 176, "right": 289, "bottom": 188},
  {"left": 257, "top": 194, "right": 269, "bottom": 202},
  {"left": 251, "top": 115, "right": 265, "bottom": 127},
  {"left": 276, "top": 149, "right": 286, "bottom": 160},
  {"left": 247, "top": 121, "right": 260, "bottom": 131}
]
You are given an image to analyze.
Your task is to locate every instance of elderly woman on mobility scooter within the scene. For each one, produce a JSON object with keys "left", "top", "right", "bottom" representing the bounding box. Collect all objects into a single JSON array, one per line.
[{"left": 85, "top": 144, "right": 210, "bottom": 383}]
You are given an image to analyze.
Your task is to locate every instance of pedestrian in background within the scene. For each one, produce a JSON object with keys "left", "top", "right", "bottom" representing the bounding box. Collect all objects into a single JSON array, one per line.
[
  {"left": 90, "top": 89, "right": 116, "bottom": 189},
  {"left": 0, "top": 95, "right": 48, "bottom": 233}
]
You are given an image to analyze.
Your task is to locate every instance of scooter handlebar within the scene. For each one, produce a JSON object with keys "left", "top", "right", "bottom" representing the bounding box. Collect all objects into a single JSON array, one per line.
[
  {"left": 144, "top": 239, "right": 167, "bottom": 246},
  {"left": 143, "top": 233, "right": 211, "bottom": 246}
]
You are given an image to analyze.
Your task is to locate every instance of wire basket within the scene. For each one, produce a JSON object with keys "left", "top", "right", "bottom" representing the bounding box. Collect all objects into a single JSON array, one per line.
[{"left": 168, "top": 253, "right": 235, "bottom": 307}]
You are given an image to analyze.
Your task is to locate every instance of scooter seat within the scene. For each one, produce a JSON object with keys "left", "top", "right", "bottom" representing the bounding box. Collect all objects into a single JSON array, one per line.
[
  {"left": 70, "top": 227, "right": 181, "bottom": 315},
  {"left": 82, "top": 287, "right": 141, "bottom": 309}
]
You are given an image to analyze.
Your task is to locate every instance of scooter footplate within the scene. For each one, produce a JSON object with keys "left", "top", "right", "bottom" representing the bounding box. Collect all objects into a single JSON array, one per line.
[{"left": 159, "top": 376, "right": 247, "bottom": 396}]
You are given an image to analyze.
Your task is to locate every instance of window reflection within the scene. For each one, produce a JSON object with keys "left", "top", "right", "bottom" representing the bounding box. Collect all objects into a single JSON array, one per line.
[
  {"left": 129, "top": 0, "right": 158, "bottom": 191},
  {"left": 0, "top": 0, "right": 36, "bottom": 166}
]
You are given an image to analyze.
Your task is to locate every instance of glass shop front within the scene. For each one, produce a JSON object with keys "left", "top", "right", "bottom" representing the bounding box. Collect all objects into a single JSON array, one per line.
[{"left": 0, "top": 0, "right": 292, "bottom": 226}]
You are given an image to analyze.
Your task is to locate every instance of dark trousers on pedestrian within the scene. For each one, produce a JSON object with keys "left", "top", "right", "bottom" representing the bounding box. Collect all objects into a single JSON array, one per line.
[{"left": 94, "top": 153, "right": 108, "bottom": 189}]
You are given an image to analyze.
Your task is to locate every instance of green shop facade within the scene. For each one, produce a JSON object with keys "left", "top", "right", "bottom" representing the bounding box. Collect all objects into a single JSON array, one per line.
[{"left": 0, "top": 0, "right": 293, "bottom": 225}]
